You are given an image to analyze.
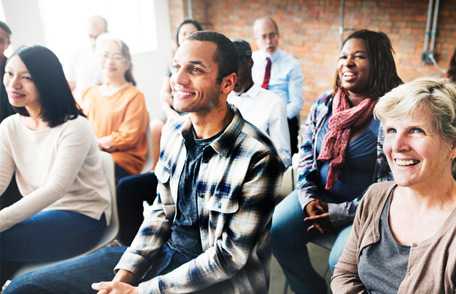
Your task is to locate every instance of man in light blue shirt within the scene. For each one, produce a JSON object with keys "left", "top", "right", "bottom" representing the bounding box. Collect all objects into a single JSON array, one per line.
[{"left": 252, "top": 16, "right": 304, "bottom": 154}]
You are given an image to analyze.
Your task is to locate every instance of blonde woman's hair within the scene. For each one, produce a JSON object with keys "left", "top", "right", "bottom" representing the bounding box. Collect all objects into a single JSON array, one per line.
[{"left": 374, "top": 77, "right": 456, "bottom": 143}]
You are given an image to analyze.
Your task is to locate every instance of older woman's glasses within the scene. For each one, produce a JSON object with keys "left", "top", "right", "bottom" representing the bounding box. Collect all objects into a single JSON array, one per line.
[{"left": 100, "top": 53, "right": 125, "bottom": 62}]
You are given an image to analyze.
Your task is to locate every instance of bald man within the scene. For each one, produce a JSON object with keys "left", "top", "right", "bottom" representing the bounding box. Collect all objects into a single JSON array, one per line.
[
  {"left": 252, "top": 17, "right": 304, "bottom": 155},
  {"left": 66, "top": 15, "right": 108, "bottom": 99}
]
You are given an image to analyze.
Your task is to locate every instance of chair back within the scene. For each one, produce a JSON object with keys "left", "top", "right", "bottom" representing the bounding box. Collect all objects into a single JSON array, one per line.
[{"left": 93, "top": 151, "right": 119, "bottom": 249}]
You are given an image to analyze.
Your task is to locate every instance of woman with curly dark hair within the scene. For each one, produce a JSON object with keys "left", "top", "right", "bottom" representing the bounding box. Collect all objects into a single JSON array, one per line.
[{"left": 271, "top": 30, "right": 402, "bottom": 293}]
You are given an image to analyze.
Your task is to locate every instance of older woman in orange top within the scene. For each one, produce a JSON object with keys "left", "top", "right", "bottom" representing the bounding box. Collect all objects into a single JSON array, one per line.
[{"left": 79, "top": 35, "right": 149, "bottom": 180}]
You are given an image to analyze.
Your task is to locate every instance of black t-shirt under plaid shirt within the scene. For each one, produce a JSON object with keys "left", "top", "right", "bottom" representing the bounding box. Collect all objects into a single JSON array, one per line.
[{"left": 167, "top": 127, "right": 221, "bottom": 259}]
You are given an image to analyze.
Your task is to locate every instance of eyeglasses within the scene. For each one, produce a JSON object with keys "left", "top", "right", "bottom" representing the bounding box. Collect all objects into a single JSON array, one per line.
[{"left": 100, "top": 53, "right": 125, "bottom": 62}]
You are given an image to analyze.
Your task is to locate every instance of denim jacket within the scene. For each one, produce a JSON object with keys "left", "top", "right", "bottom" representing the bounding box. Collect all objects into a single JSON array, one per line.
[{"left": 296, "top": 92, "right": 392, "bottom": 226}]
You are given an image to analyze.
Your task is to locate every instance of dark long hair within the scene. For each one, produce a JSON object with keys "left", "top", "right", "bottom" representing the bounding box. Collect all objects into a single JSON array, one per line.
[
  {"left": 334, "top": 29, "right": 403, "bottom": 98},
  {"left": 0, "top": 89, "right": 14, "bottom": 123},
  {"left": 0, "top": 53, "right": 14, "bottom": 123},
  {"left": 118, "top": 39, "right": 136, "bottom": 86},
  {"left": 11, "top": 46, "right": 84, "bottom": 127},
  {"left": 447, "top": 48, "right": 456, "bottom": 82},
  {"left": 176, "top": 19, "right": 203, "bottom": 47}
]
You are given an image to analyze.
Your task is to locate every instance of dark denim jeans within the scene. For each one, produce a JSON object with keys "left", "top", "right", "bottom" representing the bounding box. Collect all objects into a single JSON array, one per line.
[
  {"left": 0, "top": 210, "right": 106, "bottom": 285},
  {"left": 5, "top": 246, "right": 126, "bottom": 294},
  {"left": 116, "top": 172, "right": 157, "bottom": 245},
  {"left": 6, "top": 244, "right": 226, "bottom": 294}
]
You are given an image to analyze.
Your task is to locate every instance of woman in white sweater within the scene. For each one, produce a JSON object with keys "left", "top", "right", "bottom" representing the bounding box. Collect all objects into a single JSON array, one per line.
[{"left": 0, "top": 46, "right": 111, "bottom": 284}]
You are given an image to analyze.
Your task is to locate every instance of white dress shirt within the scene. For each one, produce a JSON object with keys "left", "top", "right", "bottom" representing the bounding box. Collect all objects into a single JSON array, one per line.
[
  {"left": 228, "top": 84, "right": 291, "bottom": 167},
  {"left": 65, "top": 44, "right": 102, "bottom": 100},
  {"left": 252, "top": 49, "right": 304, "bottom": 119}
]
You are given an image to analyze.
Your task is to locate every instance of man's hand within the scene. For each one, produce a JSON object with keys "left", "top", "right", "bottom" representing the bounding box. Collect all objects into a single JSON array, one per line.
[
  {"left": 304, "top": 199, "right": 331, "bottom": 234},
  {"left": 91, "top": 281, "right": 138, "bottom": 294}
]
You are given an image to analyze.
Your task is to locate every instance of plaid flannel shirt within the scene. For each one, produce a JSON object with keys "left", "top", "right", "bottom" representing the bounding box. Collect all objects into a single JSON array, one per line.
[
  {"left": 296, "top": 92, "right": 392, "bottom": 226},
  {"left": 115, "top": 106, "right": 284, "bottom": 293}
]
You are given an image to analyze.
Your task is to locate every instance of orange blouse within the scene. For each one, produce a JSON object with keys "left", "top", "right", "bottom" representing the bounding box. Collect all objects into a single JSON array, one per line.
[{"left": 80, "top": 84, "right": 149, "bottom": 174}]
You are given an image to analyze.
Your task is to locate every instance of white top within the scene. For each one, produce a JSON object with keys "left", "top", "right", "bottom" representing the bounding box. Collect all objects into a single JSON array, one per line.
[
  {"left": 252, "top": 49, "right": 304, "bottom": 119},
  {"left": 0, "top": 114, "right": 111, "bottom": 232},
  {"left": 228, "top": 84, "right": 291, "bottom": 167},
  {"left": 65, "top": 45, "right": 102, "bottom": 100}
]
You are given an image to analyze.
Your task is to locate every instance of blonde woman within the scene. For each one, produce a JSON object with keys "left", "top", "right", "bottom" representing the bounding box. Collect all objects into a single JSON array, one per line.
[{"left": 332, "top": 78, "right": 456, "bottom": 293}]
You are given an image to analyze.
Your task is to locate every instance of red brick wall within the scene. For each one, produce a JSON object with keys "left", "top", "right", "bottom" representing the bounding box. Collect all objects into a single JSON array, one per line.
[{"left": 169, "top": 0, "right": 456, "bottom": 118}]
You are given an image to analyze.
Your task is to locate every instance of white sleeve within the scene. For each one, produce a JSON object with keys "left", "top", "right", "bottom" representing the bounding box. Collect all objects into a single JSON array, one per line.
[
  {"left": 0, "top": 122, "right": 16, "bottom": 197},
  {"left": 286, "top": 60, "right": 304, "bottom": 119},
  {"left": 64, "top": 50, "right": 79, "bottom": 82},
  {"left": 269, "top": 98, "right": 291, "bottom": 167},
  {"left": 0, "top": 118, "right": 93, "bottom": 232}
]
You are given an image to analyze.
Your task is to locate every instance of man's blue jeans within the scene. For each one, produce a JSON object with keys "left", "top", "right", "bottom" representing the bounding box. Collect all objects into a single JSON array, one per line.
[
  {"left": 271, "top": 190, "right": 352, "bottom": 294},
  {"left": 6, "top": 244, "right": 227, "bottom": 293},
  {"left": 5, "top": 246, "right": 126, "bottom": 294},
  {"left": 0, "top": 210, "right": 106, "bottom": 284}
]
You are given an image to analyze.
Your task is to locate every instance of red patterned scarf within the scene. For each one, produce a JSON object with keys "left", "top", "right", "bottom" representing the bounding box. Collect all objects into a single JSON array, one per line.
[{"left": 318, "top": 88, "right": 376, "bottom": 190}]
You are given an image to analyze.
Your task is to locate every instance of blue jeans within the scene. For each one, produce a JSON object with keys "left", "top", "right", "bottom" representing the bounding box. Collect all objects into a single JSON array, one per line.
[
  {"left": 0, "top": 210, "right": 106, "bottom": 284},
  {"left": 6, "top": 244, "right": 226, "bottom": 294},
  {"left": 271, "top": 190, "right": 352, "bottom": 294},
  {"left": 114, "top": 163, "right": 132, "bottom": 183},
  {"left": 328, "top": 225, "right": 351, "bottom": 272},
  {"left": 5, "top": 246, "right": 126, "bottom": 294}
]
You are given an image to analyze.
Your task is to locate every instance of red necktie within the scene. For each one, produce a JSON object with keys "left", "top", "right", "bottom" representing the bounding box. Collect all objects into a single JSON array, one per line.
[{"left": 261, "top": 57, "right": 272, "bottom": 89}]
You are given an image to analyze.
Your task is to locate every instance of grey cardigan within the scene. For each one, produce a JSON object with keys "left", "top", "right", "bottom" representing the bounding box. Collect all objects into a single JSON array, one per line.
[{"left": 331, "top": 181, "right": 456, "bottom": 294}]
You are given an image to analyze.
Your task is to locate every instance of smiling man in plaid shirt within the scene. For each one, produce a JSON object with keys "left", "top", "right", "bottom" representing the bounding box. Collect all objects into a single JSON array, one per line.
[{"left": 6, "top": 31, "right": 284, "bottom": 294}]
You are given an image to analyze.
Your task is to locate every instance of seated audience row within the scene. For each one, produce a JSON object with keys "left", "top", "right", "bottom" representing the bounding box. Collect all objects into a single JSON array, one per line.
[
  {"left": 1, "top": 15, "right": 456, "bottom": 293},
  {"left": 5, "top": 31, "right": 285, "bottom": 294}
]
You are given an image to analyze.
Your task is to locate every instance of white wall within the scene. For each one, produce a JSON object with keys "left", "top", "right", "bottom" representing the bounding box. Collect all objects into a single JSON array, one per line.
[
  {"left": 133, "top": 0, "right": 172, "bottom": 120},
  {"left": 1, "top": 0, "right": 171, "bottom": 119},
  {"left": 2, "top": 0, "right": 46, "bottom": 47}
]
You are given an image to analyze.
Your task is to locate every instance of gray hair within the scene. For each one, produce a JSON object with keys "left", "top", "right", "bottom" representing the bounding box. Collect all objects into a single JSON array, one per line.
[
  {"left": 374, "top": 77, "right": 456, "bottom": 143},
  {"left": 95, "top": 34, "right": 136, "bottom": 86}
]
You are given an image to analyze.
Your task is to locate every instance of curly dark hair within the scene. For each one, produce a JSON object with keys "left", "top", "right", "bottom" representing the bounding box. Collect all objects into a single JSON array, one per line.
[
  {"left": 447, "top": 48, "right": 456, "bottom": 82},
  {"left": 334, "top": 29, "right": 403, "bottom": 98}
]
